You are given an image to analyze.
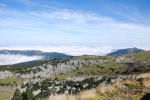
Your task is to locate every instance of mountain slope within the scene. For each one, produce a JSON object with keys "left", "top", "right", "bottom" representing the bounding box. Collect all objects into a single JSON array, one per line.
[
  {"left": 0, "top": 50, "right": 71, "bottom": 59},
  {"left": 1, "top": 50, "right": 150, "bottom": 78},
  {"left": 53, "top": 50, "right": 150, "bottom": 79},
  {"left": 107, "top": 47, "right": 144, "bottom": 56}
]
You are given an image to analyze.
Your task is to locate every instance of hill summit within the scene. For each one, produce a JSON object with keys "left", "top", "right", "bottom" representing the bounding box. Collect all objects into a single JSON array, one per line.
[{"left": 107, "top": 47, "right": 144, "bottom": 56}]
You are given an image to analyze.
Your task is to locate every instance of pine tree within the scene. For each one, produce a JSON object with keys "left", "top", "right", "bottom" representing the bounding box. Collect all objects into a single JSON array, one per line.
[
  {"left": 22, "top": 91, "right": 27, "bottom": 100},
  {"left": 12, "top": 89, "right": 22, "bottom": 100},
  {"left": 45, "top": 87, "right": 50, "bottom": 96},
  {"left": 26, "top": 87, "right": 34, "bottom": 100}
]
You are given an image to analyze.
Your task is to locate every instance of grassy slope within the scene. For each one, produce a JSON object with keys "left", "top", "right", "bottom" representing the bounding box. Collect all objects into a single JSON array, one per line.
[
  {"left": 1, "top": 51, "right": 150, "bottom": 80},
  {"left": 54, "top": 64, "right": 126, "bottom": 79},
  {"left": 82, "top": 73, "right": 150, "bottom": 100},
  {"left": 134, "top": 50, "right": 150, "bottom": 61},
  {"left": 49, "top": 73, "right": 150, "bottom": 100},
  {"left": 54, "top": 51, "right": 150, "bottom": 79},
  {"left": 0, "top": 77, "right": 22, "bottom": 84}
]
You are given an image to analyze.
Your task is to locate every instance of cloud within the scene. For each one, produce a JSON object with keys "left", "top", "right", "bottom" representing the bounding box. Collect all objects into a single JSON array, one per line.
[
  {"left": 0, "top": 46, "right": 115, "bottom": 65},
  {"left": 0, "top": 3, "right": 150, "bottom": 48},
  {"left": 0, "top": 54, "right": 43, "bottom": 65},
  {"left": 102, "top": 2, "right": 150, "bottom": 25},
  {"left": 0, "top": 46, "right": 113, "bottom": 56},
  {"left": 0, "top": 46, "right": 147, "bottom": 56},
  {"left": 0, "top": 46, "right": 149, "bottom": 65}
]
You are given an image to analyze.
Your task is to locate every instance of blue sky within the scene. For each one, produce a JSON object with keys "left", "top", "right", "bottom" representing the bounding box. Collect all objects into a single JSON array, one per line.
[{"left": 0, "top": 0, "right": 150, "bottom": 55}]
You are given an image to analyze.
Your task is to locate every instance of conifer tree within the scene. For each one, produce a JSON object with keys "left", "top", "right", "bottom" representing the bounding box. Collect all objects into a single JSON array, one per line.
[{"left": 12, "top": 89, "right": 22, "bottom": 100}]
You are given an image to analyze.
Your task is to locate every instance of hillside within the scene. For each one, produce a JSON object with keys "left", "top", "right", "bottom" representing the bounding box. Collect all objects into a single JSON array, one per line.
[
  {"left": 54, "top": 51, "right": 150, "bottom": 79},
  {"left": 107, "top": 47, "right": 144, "bottom": 56},
  {"left": 1, "top": 50, "right": 150, "bottom": 100},
  {"left": 1, "top": 50, "right": 150, "bottom": 78},
  {"left": 49, "top": 73, "right": 150, "bottom": 100},
  {"left": 0, "top": 50, "right": 71, "bottom": 59}
]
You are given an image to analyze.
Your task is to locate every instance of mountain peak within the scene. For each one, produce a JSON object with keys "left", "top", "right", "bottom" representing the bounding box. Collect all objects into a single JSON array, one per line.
[{"left": 107, "top": 47, "right": 144, "bottom": 56}]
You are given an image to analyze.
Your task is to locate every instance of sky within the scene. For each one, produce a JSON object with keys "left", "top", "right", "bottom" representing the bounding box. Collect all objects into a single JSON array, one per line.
[{"left": 0, "top": 0, "right": 150, "bottom": 56}]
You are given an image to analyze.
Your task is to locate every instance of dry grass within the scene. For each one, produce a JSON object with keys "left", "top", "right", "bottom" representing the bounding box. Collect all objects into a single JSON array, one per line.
[
  {"left": 48, "top": 80, "right": 144, "bottom": 100},
  {"left": 47, "top": 85, "right": 117, "bottom": 100},
  {"left": 78, "top": 89, "right": 96, "bottom": 100},
  {"left": 143, "top": 79, "right": 150, "bottom": 88},
  {"left": 137, "top": 73, "right": 150, "bottom": 79},
  {"left": 122, "top": 79, "right": 140, "bottom": 87},
  {"left": 48, "top": 94, "right": 76, "bottom": 100},
  {"left": 0, "top": 86, "right": 15, "bottom": 100},
  {"left": 48, "top": 73, "right": 150, "bottom": 100},
  {"left": 96, "top": 84, "right": 116, "bottom": 94},
  {"left": 137, "top": 73, "right": 150, "bottom": 88},
  {"left": 48, "top": 89, "right": 96, "bottom": 100}
]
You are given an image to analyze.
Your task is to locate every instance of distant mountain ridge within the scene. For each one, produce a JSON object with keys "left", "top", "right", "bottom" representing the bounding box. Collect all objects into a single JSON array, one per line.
[
  {"left": 107, "top": 47, "right": 144, "bottom": 56},
  {"left": 0, "top": 50, "right": 71, "bottom": 58}
]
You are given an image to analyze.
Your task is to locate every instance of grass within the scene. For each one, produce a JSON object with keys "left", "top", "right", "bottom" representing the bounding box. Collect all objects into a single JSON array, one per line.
[
  {"left": 0, "top": 86, "right": 15, "bottom": 100},
  {"left": 137, "top": 73, "right": 150, "bottom": 79},
  {"left": 53, "top": 62, "right": 133, "bottom": 80},
  {"left": 134, "top": 50, "right": 150, "bottom": 61},
  {"left": 52, "top": 72, "right": 77, "bottom": 79},
  {"left": 52, "top": 58, "right": 126, "bottom": 79},
  {"left": 143, "top": 79, "right": 150, "bottom": 88},
  {"left": 53, "top": 51, "right": 150, "bottom": 80},
  {"left": 137, "top": 73, "right": 150, "bottom": 88},
  {"left": 48, "top": 73, "right": 150, "bottom": 100},
  {"left": 48, "top": 94, "right": 76, "bottom": 100},
  {"left": 79, "top": 73, "right": 150, "bottom": 100},
  {"left": 0, "top": 77, "right": 22, "bottom": 84},
  {"left": 77, "top": 89, "right": 96, "bottom": 100},
  {"left": 53, "top": 65, "right": 111, "bottom": 80},
  {"left": 72, "top": 55, "right": 113, "bottom": 61}
]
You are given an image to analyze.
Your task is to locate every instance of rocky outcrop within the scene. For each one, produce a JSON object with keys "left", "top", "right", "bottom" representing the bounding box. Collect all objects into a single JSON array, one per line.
[
  {"left": 26, "top": 75, "right": 138, "bottom": 96},
  {"left": 20, "top": 59, "right": 107, "bottom": 80},
  {"left": 0, "top": 71, "right": 13, "bottom": 79}
]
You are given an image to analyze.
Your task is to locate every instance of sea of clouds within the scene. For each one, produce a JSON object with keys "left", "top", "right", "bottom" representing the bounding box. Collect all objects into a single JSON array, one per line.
[
  {"left": 0, "top": 54, "right": 43, "bottom": 65},
  {"left": 0, "top": 46, "right": 113, "bottom": 65},
  {"left": 0, "top": 46, "right": 149, "bottom": 65}
]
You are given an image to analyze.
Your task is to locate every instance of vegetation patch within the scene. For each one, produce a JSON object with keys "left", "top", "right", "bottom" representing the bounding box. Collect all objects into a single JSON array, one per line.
[
  {"left": 0, "top": 77, "right": 22, "bottom": 84},
  {"left": 79, "top": 73, "right": 150, "bottom": 100},
  {"left": 0, "top": 86, "right": 15, "bottom": 100}
]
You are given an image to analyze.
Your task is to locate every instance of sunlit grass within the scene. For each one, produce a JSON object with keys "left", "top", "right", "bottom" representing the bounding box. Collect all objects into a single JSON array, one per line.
[
  {"left": 0, "top": 77, "right": 22, "bottom": 84},
  {"left": 48, "top": 73, "right": 150, "bottom": 100}
]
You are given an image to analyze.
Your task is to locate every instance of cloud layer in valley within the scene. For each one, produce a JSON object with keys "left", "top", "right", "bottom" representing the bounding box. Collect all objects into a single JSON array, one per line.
[
  {"left": 0, "top": 46, "right": 115, "bottom": 56},
  {"left": 0, "top": 46, "right": 114, "bottom": 65},
  {"left": 0, "top": 46, "right": 149, "bottom": 65},
  {"left": 0, "top": 54, "right": 43, "bottom": 65},
  {"left": 0, "top": 46, "right": 149, "bottom": 56}
]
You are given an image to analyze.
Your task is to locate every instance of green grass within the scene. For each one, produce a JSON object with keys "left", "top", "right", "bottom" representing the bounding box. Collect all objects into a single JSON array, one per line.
[
  {"left": 54, "top": 63, "right": 127, "bottom": 79},
  {"left": 134, "top": 51, "right": 150, "bottom": 61},
  {"left": 0, "top": 77, "right": 22, "bottom": 84},
  {"left": 72, "top": 55, "right": 114, "bottom": 61},
  {"left": 53, "top": 72, "right": 77, "bottom": 79},
  {"left": 53, "top": 51, "right": 150, "bottom": 79},
  {"left": 123, "top": 50, "right": 150, "bottom": 63}
]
